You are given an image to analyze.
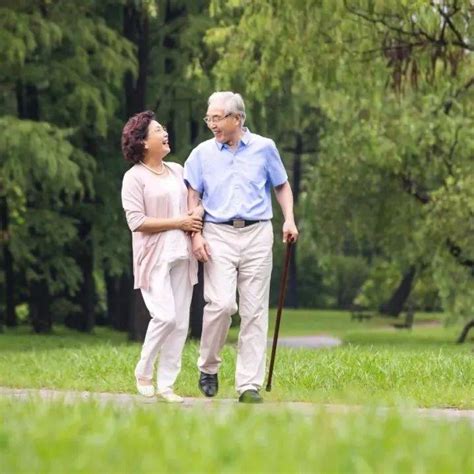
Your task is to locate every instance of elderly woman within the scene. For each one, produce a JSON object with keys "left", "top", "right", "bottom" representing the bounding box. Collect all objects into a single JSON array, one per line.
[{"left": 121, "top": 110, "right": 201, "bottom": 403}]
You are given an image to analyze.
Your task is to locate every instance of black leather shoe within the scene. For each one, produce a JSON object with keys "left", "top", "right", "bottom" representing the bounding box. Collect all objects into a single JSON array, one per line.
[
  {"left": 199, "top": 372, "right": 218, "bottom": 397},
  {"left": 238, "top": 389, "right": 263, "bottom": 404}
]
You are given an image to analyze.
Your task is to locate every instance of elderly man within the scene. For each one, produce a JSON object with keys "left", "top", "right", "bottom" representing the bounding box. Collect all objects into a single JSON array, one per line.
[{"left": 184, "top": 91, "right": 298, "bottom": 403}]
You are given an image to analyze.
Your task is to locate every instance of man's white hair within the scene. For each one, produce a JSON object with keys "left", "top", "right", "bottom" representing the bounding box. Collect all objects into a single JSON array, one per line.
[{"left": 208, "top": 91, "right": 246, "bottom": 125}]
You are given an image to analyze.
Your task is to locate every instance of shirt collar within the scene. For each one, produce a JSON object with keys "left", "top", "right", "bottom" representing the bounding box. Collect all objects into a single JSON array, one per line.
[
  {"left": 240, "top": 128, "right": 251, "bottom": 145},
  {"left": 215, "top": 128, "right": 252, "bottom": 151}
]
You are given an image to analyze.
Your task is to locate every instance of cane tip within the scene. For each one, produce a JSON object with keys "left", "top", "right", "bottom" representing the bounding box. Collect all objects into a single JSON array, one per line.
[{"left": 265, "top": 385, "right": 272, "bottom": 392}]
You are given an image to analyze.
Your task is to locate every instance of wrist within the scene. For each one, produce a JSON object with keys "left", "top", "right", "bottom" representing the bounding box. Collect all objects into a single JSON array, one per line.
[{"left": 176, "top": 216, "right": 185, "bottom": 230}]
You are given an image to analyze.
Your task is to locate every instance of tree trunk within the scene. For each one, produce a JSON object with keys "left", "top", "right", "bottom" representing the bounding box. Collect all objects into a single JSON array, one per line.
[
  {"left": 379, "top": 266, "right": 416, "bottom": 317},
  {"left": 285, "top": 133, "right": 302, "bottom": 308},
  {"left": 77, "top": 230, "right": 95, "bottom": 332},
  {"left": 123, "top": 1, "right": 151, "bottom": 341},
  {"left": 30, "top": 280, "right": 52, "bottom": 333},
  {"left": 65, "top": 220, "right": 96, "bottom": 332},
  {"left": 129, "top": 290, "right": 150, "bottom": 342},
  {"left": 123, "top": 2, "right": 149, "bottom": 114},
  {"left": 16, "top": 83, "right": 40, "bottom": 121},
  {"left": 17, "top": 81, "right": 45, "bottom": 332},
  {"left": 189, "top": 262, "right": 205, "bottom": 339},
  {"left": 106, "top": 273, "right": 133, "bottom": 331},
  {"left": 0, "top": 193, "right": 16, "bottom": 327},
  {"left": 457, "top": 319, "right": 474, "bottom": 344}
]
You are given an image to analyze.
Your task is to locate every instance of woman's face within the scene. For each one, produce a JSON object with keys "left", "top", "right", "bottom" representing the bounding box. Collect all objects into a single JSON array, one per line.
[{"left": 144, "top": 120, "right": 170, "bottom": 158}]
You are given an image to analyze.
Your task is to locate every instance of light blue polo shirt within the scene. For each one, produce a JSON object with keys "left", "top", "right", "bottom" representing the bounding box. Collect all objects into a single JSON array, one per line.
[{"left": 184, "top": 129, "right": 288, "bottom": 223}]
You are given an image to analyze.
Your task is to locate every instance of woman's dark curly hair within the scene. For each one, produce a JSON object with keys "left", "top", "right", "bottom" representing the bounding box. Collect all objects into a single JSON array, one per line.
[{"left": 121, "top": 110, "right": 155, "bottom": 163}]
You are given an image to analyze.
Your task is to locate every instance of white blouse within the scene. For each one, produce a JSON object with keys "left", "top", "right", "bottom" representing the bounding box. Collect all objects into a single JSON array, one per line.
[{"left": 156, "top": 170, "right": 189, "bottom": 265}]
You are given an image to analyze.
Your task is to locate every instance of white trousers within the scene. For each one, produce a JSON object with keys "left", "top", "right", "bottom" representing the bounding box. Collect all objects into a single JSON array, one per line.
[
  {"left": 198, "top": 221, "right": 273, "bottom": 394},
  {"left": 135, "top": 259, "right": 193, "bottom": 393}
]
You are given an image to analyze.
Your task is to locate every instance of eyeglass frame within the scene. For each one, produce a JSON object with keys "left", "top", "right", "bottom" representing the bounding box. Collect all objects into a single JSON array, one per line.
[{"left": 203, "top": 113, "right": 233, "bottom": 125}]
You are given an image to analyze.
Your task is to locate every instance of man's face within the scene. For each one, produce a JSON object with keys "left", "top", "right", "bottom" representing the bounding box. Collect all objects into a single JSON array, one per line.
[{"left": 205, "top": 104, "right": 240, "bottom": 143}]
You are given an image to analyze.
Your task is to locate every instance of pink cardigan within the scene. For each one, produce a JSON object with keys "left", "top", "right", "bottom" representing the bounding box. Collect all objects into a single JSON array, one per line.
[{"left": 121, "top": 161, "right": 198, "bottom": 290}]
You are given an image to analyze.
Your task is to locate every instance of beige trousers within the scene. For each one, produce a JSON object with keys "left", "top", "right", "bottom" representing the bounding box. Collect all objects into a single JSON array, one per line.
[
  {"left": 198, "top": 221, "right": 273, "bottom": 394},
  {"left": 135, "top": 259, "right": 193, "bottom": 393}
]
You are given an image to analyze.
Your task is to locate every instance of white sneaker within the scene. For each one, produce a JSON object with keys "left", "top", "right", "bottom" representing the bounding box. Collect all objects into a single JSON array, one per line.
[
  {"left": 158, "top": 390, "right": 184, "bottom": 403},
  {"left": 136, "top": 382, "right": 155, "bottom": 397}
]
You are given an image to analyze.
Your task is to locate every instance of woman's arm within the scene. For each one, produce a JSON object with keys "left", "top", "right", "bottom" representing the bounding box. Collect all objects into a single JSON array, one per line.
[
  {"left": 136, "top": 216, "right": 202, "bottom": 233},
  {"left": 122, "top": 173, "right": 202, "bottom": 234}
]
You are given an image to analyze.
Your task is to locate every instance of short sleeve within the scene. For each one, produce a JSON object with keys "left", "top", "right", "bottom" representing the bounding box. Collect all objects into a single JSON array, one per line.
[
  {"left": 121, "top": 172, "right": 146, "bottom": 232},
  {"left": 266, "top": 139, "right": 288, "bottom": 187},
  {"left": 183, "top": 148, "right": 204, "bottom": 193}
]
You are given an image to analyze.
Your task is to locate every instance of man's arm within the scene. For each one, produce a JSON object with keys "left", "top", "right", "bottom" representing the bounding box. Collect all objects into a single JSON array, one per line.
[
  {"left": 274, "top": 181, "right": 299, "bottom": 243},
  {"left": 187, "top": 186, "right": 211, "bottom": 262},
  {"left": 187, "top": 187, "right": 204, "bottom": 218}
]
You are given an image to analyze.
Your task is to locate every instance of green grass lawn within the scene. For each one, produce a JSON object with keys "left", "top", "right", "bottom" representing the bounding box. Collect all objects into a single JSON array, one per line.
[
  {"left": 1, "top": 398, "right": 472, "bottom": 474},
  {"left": 1, "top": 310, "right": 472, "bottom": 408},
  {"left": 265, "top": 308, "right": 448, "bottom": 337}
]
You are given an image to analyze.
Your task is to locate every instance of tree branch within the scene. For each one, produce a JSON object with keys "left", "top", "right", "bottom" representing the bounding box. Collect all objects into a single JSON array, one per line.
[
  {"left": 442, "top": 76, "right": 474, "bottom": 114},
  {"left": 345, "top": 1, "right": 473, "bottom": 52},
  {"left": 446, "top": 238, "right": 474, "bottom": 270},
  {"left": 400, "top": 175, "right": 430, "bottom": 204},
  {"left": 344, "top": 1, "right": 415, "bottom": 38},
  {"left": 400, "top": 178, "right": 474, "bottom": 273},
  {"left": 437, "top": 5, "right": 474, "bottom": 52},
  {"left": 443, "top": 127, "right": 459, "bottom": 175}
]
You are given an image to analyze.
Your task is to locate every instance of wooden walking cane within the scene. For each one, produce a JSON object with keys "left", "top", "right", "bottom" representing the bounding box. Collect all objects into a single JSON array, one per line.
[{"left": 266, "top": 240, "right": 294, "bottom": 392}]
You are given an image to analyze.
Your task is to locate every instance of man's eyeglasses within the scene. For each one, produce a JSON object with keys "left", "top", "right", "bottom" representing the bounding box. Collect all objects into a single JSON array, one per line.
[{"left": 203, "top": 113, "right": 232, "bottom": 125}]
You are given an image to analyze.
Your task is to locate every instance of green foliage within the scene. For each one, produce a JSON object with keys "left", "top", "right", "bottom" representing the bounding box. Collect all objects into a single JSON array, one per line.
[
  {"left": 355, "top": 260, "right": 400, "bottom": 309},
  {"left": 2, "top": 0, "right": 472, "bottom": 323},
  {"left": 0, "top": 117, "right": 88, "bottom": 293},
  {"left": 203, "top": 0, "right": 474, "bottom": 319},
  {"left": 0, "top": 1, "right": 137, "bottom": 304},
  {"left": 0, "top": 117, "right": 81, "bottom": 199},
  {"left": 322, "top": 255, "right": 370, "bottom": 308},
  {"left": 0, "top": 7, "right": 62, "bottom": 75}
]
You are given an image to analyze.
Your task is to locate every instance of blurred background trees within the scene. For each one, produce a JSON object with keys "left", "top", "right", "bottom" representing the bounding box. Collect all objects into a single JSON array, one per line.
[{"left": 0, "top": 0, "right": 472, "bottom": 340}]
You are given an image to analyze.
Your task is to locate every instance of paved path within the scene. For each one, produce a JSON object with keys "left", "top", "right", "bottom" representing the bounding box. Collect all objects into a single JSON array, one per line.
[
  {"left": 270, "top": 335, "right": 342, "bottom": 348},
  {"left": 1, "top": 387, "right": 473, "bottom": 424}
]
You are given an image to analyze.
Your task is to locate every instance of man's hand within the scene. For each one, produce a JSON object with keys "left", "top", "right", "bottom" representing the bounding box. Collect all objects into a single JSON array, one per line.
[
  {"left": 282, "top": 220, "right": 299, "bottom": 243},
  {"left": 192, "top": 233, "right": 211, "bottom": 262}
]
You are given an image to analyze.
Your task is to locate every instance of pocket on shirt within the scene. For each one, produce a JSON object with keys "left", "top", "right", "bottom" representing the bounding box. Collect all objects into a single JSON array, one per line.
[{"left": 244, "top": 163, "right": 267, "bottom": 192}]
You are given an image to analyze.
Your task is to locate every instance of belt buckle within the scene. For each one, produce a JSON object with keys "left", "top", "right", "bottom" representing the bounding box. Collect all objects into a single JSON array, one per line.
[{"left": 233, "top": 219, "right": 245, "bottom": 229}]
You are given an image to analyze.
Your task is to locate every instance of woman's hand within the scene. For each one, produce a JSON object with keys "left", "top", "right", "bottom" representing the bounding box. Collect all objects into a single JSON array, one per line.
[{"left": 179, "top": 215, "right": 203, "bottom": 232}]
